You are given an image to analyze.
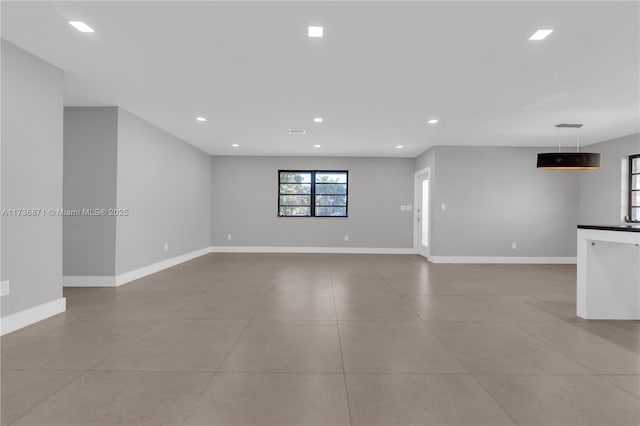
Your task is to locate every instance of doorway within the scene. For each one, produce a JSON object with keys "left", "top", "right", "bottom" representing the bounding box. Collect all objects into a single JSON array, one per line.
[{"left": 414, "top": 168, "right": 430, "bottom": 258}]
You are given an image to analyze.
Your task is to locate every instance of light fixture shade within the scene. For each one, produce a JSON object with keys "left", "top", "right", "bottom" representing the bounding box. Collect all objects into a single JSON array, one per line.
[{"left": 537, "top": 152, "right": 601, "bottom": 170}]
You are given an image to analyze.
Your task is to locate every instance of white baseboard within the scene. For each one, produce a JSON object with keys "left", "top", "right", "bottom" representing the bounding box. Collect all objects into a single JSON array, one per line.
[
  {"left": 63, "top": 246, "right": 212, "bottom": 288},
  {"left": 63, "top": 248, "right": 576, "bottom": 291},
  {"left": 209, "top": 246, "right": 416, "bottom": 254},
  {"left": 0, "top": 297, "right": 66, "bottom": 336},
  {"left": 64, "top": 246, "right": 415, "bottom": 289},
  {"left": 428, "top": 256, "right": 577, "bottom": 264},
  {"left": 115, "top": 246, "right": 212, "bottom": 286}
]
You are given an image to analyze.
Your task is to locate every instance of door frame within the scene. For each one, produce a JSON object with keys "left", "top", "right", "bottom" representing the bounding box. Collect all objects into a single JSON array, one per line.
[{"left": 413, "top": 167, "right": 431, "bottom": 258}]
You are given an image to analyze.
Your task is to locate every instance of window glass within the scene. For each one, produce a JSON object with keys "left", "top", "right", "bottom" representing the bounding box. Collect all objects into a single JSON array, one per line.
[
  {"left": 629, "top": 154, "right": 640, "bottom": 223},
  {"left": 279, "top": 195, "right": 311, "bottom": 206},
  {"left": 316, "top": 173, "right": 347, "bottom": 183},
  {"left": 279, "top": 183, "right": 311, "bottom": 194},
  {"left": 278, "top": 170, "right": 348, "bottom": 217},
  {"left": 315, "top": 184, "right": 347, "bottom": 195},
  {"left": 279, "top": 172, "right": 311, "bottom": 183},
  {"left": 279, "top": 206, "right": 311, "bottom": 216}
]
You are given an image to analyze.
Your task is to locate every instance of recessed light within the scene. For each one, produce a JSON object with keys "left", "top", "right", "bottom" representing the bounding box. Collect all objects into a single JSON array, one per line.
[
  {"left": 195, "top": 116, "right": 207, "bottom": 122},
  {"left": 232, "top": 144, "right": 240, "bottom": 148},
  {"left": 529, "top": 29, "right": 553, "bottom": 41},
  {"left": 396, "top": 145, "right": 404, "bottom": 149},
  {"left": 313, "top": 117, "right": 323, "bottom": 123},
  {"left": 69, "top": 21, "right": 95, "bottom": 33},
  {"left": 314, "top": 144, "right": 321, "bottom": 148},
  {"left": 308, "top": 26, "right": 323, "bottom": 38},
  {"left": 427, "top": 119, "right": 439, "bottom": 124}
]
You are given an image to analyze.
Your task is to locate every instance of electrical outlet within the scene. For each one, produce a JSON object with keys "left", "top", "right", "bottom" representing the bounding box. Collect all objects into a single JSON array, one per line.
[
  {"left": 1, "top": 280, "right": 10, "bottom": 297},
  {"left": 512, "top": 242, "right": 517, "bottom": 250},
  {"left": 164, "top": 242, "right": 169, "bottom": 251},
  {"left": 227, "top": 234, "right": 232, "bottom": 241},
  {"left": 344, "top": 235, "right": 349, "bottom": 242}
]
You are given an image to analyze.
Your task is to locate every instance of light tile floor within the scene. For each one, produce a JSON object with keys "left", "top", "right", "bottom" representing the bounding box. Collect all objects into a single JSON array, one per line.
[{"left": 1, "top": 254, "right": 639, "bottom": 425}]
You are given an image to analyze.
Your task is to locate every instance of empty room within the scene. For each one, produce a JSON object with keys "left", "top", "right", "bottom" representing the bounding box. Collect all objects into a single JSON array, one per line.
[{"left": 1, "top": 1, "right": 639, "bottom": 425}]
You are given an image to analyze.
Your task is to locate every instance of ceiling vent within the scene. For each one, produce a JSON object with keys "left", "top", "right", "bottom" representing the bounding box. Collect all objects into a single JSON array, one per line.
[{"left": 288, "top": 129, "right": 306, "bottom": 135}]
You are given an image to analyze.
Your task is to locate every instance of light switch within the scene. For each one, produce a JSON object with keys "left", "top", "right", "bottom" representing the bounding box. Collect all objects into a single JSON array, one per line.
[
  {"left": 406, "top": 205, "right": 413, "bottom": 211},
  {"left": 441, "top": 203, "right": 447, "bottom": 211},
  {"left": 400, "top": 205, "right": 407, "bottom": 211}
]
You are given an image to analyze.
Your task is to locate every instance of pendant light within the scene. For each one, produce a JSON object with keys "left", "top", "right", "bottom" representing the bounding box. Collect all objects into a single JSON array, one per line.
[{"left": 537, "top": 124, "right": 600, "bottom": 170}]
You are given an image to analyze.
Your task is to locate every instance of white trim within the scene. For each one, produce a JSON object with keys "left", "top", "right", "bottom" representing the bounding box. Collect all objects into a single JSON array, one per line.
[
  {"left": 413, "top": 167, "right": 430, "bottom": 257},
  {"left": 414, "top": 167, "right": 431, "bottom": 177},
  {"left": 63, "top": 275, "right": 116, "bottom": 287},
  {"left": 62, "top": 248, "right": 576, "bottom": 291},
  {"left": 63, "top": 246, "right": 212, "bottom": 288},
  {"left": 115, "top": 246, "right": 212, "bottom": 286},
  {"left": 428, "top": 255, "right": 577, "bottom": 264},
  {"left": 0, "top": 297, "right": 66, "bottom": 336},
  {"left": 209, "top": 246, "right": 416, "bottom": 254}
]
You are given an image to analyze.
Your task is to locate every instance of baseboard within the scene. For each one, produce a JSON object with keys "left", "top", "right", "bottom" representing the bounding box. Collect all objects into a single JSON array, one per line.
[
  {"left": 0, "top": 297, "right": 66, "bottom": 336},
  {"left": 63, "top": 275, "right": 116, "bottom": 287},
  {"left": 209, "top": 246, "right": 416, "bottom": 254},
  {"left": 63, "top": 249, "right": 575, "bottom": 290},
  {"left": 115, "top": 246, "right": 212, "bottom": 286},
  {"left": 427, "top": 255, "right": 577, "bottom": 264},
  {"left": 63, "top": 246, "right": 212, "bottom": 288}
]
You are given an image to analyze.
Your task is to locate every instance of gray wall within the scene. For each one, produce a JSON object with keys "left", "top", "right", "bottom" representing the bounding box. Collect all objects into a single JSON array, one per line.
[
  {"left": 423, "top": 146, "right": 579, "bottom": 257},
  {"left": 1, "top": 41, "right": 64, "bottom": 316},
  {"left": 63, "top": 107, "right": 118, "bottom": 276},
  {"left": 415, "top": 147, "right": 435, "bottom": 174},
  {"left": 579, "top": 133, "right": 640, "bottom": 225},
  {"left": 210, "top": 156, "right": 415, "bottom": 248},
  {"left": 115, "top": 109, "right": 212, "bottom": 274}
]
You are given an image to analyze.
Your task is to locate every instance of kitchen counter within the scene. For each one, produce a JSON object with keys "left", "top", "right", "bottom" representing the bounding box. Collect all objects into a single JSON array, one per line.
[
  {"left": 578, "top": 224, "right": 640, "bottom": 233},
  {"left": 576, "top": 226, "right": 640, "bottom": 320}
]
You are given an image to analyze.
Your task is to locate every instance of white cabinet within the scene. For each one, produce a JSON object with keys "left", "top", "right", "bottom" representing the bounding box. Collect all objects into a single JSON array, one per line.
[{"left": 577, "top": 227, "right": 640, "bottom": 319}]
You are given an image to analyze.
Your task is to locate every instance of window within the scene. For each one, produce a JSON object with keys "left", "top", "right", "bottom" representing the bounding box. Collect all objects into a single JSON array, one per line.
[
  {"left": 629, "top": 154, "right": 640, "bottom": 222},
  {"left": 278, "top": 170, "right": 348, "bottom": 217}
]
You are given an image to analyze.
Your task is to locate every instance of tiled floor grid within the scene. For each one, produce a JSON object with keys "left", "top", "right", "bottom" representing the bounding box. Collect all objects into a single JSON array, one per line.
[{"left": 2, "top": 254, "right": 639, "bottom": 425}]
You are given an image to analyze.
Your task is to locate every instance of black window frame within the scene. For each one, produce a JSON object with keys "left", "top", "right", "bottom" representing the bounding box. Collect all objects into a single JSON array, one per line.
[
  {"left": 278, "top": 170, "right": 349, "bottom": 217},
  {"left": 629, "top": 154, "right": 640, "bottom": 223}
]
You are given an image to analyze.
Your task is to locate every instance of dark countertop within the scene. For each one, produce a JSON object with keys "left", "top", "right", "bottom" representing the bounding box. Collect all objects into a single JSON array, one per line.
[{"left": 578, "top": 224, "right": 640, "bottom": 233}]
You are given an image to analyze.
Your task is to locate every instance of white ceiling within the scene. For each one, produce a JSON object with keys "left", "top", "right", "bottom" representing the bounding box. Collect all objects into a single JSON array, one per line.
[{"left": 2, "top": 1, "right": 639, "bottom": 157}]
